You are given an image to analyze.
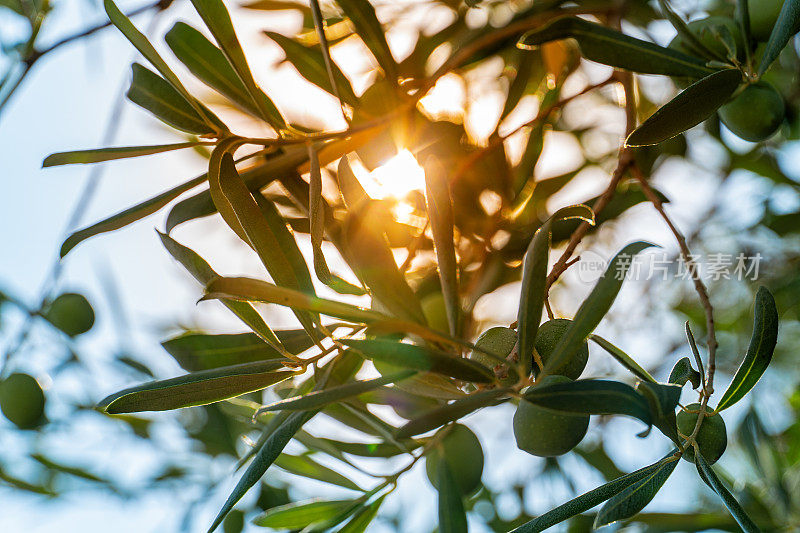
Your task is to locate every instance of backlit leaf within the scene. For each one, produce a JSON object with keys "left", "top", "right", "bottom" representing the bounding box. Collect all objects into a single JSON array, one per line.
[
  {"left": 256, "top": 370, "right": 416, "bottom": 413},
  {"left": 43, "top": 142, "right": 208, "bottom": 167},
  {"left": 395, "top": 388, "right": 511, "bottom": 438},
  {"left": 204, "top": 276, "right": 387, "bottom": 324},
  {"left": 158, "top": 232, "right": 286, "bottom": 350},
  {"left": 636, "top": 381, "right": 682, "bottom": 444},
  {"left": 519, "top": 17, "right": 714, "bottom": 77},
  {"left": 104, "top": 0, "right": 222, "bottom": 131},
  {"left": 126, "top": 63, "right": 226, "bottom": 135},
  {"left": 273, "top": 453, "right": 362, "bottom": 491},
  {"left": 342, "top": 201, "right": 427, "bottom": 324},
  {"left": 188, "top": 0, "right": 286, "bottom": 128},
  {"left": 544, "top": 241, "right": 654, "bottom": 376},
  {"left": 423, "top": 157, "right": 460, "bottom": 336},
  {"left": 343, "top": 338, "right": 494, "bottom": 383},
  {"left": 336, "top": 0, "right": 398, "bottom": 81},
  {"left": 717, "top": 286, "right": 779, "bottom": 411},
  {"left": 626, "top": 69, "right": 742, "bottom": 146},
  {"left": 98, "top": 361, "right": 296, "bottom": 413},
  {"left": 253, "top": 499, "right": 353, "bottom": 528},
  {"left": 265, "top": 31, "right": 358, "bottom": 105},
  {"left": 165, "top": 22, "right": 275, "bottom": 120},
  {"left": 307, "top": 145, "right": 365, "bottom": 295},
  {"left": 161, "top": 331, "right": 314, "bottom": 371},
  {"left": 518, "top": 204, "right": 594, "bottom": 374},
  {"left": 215, "top": 151, "right": 321, "bottom": 335}
]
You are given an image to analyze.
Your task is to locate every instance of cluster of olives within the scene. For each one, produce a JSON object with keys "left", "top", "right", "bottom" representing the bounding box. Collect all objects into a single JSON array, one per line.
[
  {"left": 469, "top": 319, "right": 591, "bottom": 458},
  {"left": 668, "top": 2, "right": 790, "bottom": 142}
]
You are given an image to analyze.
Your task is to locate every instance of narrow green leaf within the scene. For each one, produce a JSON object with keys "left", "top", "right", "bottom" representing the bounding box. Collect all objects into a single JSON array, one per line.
[
  {"left": 519, "top": 16, "right": 715, "bottom": 77},
  {"left": 438, "top": 460, "right": 468, "bottom": 533},
  {"left": 423, "top": 156, "right": 460, "bottom": 336},
  {"left": 342, "top": 202, "right": 427, "bottom": 324},
  {"left": 307, "top": 145, "right": 365, "bottom": 295},
  {"left": 695, "top": 453, "right": 762, "bottom": 532},
  {"left": 668, "top": 356, "right": 701, "bottom": 388},
  {"left": 59, "top": 174, "right": 206, "bottom": 257},
  {"left": 521, "top": 379, "right": 652, "bottom": 427},
  {"left": 338, "top": 494, "right": 386, "bottom": 533},
  {"left": 395, "top": 388, "right": 511, "bottom": 438},
  {"left": 43, "top": 142, "right": 207, "bottom": 167},
  {"left": 594, "top": 455, "right": 679, "bottom": 528},
  {"left": 273, "top": 453, "right": 362, "bottom": 491},
  {"left": 165, "top": 22, "right": 271, "bottom": 119},
  {"left": 204, "top": 276, "right": 387, "bottom": 324},
  {"left": 126, "top": 63, "right": 225, "bottom": 135},
  {"left": 757, "top": 0, "right": 800, "bottom": 75},
  {"left": 544, "top": 241, "right": 655, "bottom": 376},
  {"left": 336, "top": 0, "right": 398, "bottom": 81},
  {"left": 309, "top": 437, "right": 422, "bottom": 458},
  {"left": 166, "top": 145, "right": 310, "bottom": 233},
  {"left": 343, "top": 338, "right": 494, "bottom": 384},
  {"left": 215, "top": 151, "right": 320, "bottom": 335},
  {"left": 717, "top": 286, "right": 779, "bottom": 410},
  {"left": 98, "top": 361, "right": 296, "bottom": 413},
  {"left": 161, "top": 331, "right": 313, "bottom": 371},
  {"left": 158, "top": 232, "right": 286, "bottom": 350},
  {"left": 253, "top": 499, "right": 353, "bottom": 528},
  {"left": 209, "top": 410, "right": 316, "bottom": 532},
  {"left": 104, "top": 0, "right": 221, "bottom": 131},
  {"left": 518, "top": 204, "right": 594, "bottom": 375},
  {"left": 188, "top": 0, "right": 286, "bottom": 128},
  {"left": 626, "top": 69, "right": 742, "bottom": 146},
  {"left": 265, "top": 31, "right": 358, "bottom": 106},
  {"left": 589, "top": 334, "right": 657, "bottom": 383},
  {"left": 337, "top": 155, "right": 370, "bottom": 211},
  {"left": 510, "top": 454, "right": 677, "bottom": 533},
  {"left": 256, "top": 370, "right": 416, "bottom": 413}
]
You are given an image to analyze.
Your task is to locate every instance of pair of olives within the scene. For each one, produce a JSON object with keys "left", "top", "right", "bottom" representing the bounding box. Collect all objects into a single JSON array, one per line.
[{"left": 668, "top": 9, "right": 788, "bottom": 142}]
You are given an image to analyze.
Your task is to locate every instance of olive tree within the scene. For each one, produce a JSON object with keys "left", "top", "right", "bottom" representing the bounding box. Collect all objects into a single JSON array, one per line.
[{"left": 1, "top": 0, "right": 799, "bottom": 531}]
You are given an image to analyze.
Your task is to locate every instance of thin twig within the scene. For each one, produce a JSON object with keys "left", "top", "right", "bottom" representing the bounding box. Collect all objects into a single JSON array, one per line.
[
  {"left": 545, "top": 71, "right": 637, "bottom": 293},
  {"left": 631, "top": 165, "right": 718, "bottom": 396}
]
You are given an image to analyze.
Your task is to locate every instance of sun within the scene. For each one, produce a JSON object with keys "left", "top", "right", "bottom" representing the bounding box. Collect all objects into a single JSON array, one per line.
[{"left": 351, "top": 149, "right": 427, "bottom": 201}]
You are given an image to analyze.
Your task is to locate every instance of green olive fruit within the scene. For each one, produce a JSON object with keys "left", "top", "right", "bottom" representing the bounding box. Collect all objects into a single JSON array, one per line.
[
  {"left": 719, "top": 82, "right": 785, "bottom": 142},
  {"left": 43, "top": 292, "right": 95, "bottom": 337},
  {"left": 0, "top": 373, "right": 46, "bottom": 430},
  {"left": 669, "top": 16, "right": 745, "bottom": 60},
  {"left": 469, "top": 326, "right": 517, "bottom": 385},
  {"left": 748, "top": 0, "right": 789, "bottom": 41},
  {"left": 533, "top": 319, "right": 589, "bottom": 380},
  {"left": 421, "top": 292, "right": 450, "bottom": 334},
  {"left": 513, "top": 375, "right": 589, "bottom": 457},
  {"left": 425, "top": 424, "right": 484, "bottom": 495},
  {"left": 677, "top": 403, "right": 727, "bottom": 464}
]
